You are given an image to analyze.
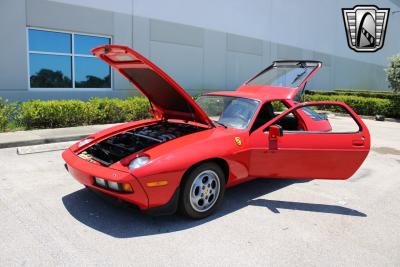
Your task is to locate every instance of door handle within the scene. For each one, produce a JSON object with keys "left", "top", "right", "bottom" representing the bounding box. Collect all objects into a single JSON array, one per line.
[{"left": 352, "top": 139, "right": 364, "bottom": 146}]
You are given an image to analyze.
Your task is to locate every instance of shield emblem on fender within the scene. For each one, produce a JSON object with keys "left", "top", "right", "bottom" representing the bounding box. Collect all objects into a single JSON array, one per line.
[{"left": 342, "top": 5, "right": 390, "bottom": 52}]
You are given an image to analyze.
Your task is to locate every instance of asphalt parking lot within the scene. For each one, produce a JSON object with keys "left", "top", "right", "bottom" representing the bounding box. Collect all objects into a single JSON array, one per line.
[{"left": 0, "top": 118, "right": 399, "bottom": 266}]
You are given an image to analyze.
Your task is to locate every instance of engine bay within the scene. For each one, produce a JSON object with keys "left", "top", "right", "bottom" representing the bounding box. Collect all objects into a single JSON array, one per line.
[{"left": 81, "top": 122, "right": 204, "bottom": 166}]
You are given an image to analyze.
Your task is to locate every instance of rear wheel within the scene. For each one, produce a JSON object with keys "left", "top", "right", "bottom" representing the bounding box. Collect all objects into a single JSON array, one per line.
[{"left": 180, "top": 162, "right": 225, "bottom": 219}]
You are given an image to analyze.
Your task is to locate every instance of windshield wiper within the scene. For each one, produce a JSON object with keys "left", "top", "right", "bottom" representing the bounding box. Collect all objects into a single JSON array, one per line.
[
  {"left": 290, "top": 68, "right": 307, "bottom": 85},
  {"left": 213, "top": 120, "right": 227, "bottom": 128}
]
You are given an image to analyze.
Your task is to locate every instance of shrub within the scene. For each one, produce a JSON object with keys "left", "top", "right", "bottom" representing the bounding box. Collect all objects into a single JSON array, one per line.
[
  {"left": 85, "top": 97, "right": 150, "bottom": 124},
  {"left": 386, "top": 54, "right": 400, "bottom": 92},
  {"left": 304, "top": 94, "right": 399, "bottom": 118},
  {"left": 16, "top": 97, "right": 151, "bottom": 130},
  {"left": 305, "top": 89, "right": 399, "bottom": 100},
  {"left": 126, "top": 97, "right": 151, "bottom": 120},
  {"left": 17, "top": 100, "right": 88, "bottom": 129},
  {"left": 86, "top": 98, "right": 127, "bottom": 124},
  {"left": 0, "top": 97, "right": 15, "bottom": 131}
]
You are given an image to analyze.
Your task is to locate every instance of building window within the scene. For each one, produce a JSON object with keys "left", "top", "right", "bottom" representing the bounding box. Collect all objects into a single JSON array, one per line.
[{"left": 28, "top": 28, "right": 111, "bottom": 89}]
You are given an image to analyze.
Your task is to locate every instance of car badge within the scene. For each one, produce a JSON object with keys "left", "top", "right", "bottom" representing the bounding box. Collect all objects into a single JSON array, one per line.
[
  {"left": 342, "top": 5, "right": 389, "bottom": 52},
  {"left": 235, "top": 137, "right": 242, "bottom": 146}
]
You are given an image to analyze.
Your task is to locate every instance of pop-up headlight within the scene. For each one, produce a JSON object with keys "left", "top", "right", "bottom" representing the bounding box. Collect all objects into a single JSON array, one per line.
[{"left": 128, "top": 156, "right": 150, "bottom": 170}]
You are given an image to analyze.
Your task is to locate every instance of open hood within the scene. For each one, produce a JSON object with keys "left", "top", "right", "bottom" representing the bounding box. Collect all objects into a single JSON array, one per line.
[
  {"left": 238, "top": 60, "right": 322, "bottom": 100},
  {"left": 92, "top": 45, "right": 214, "bottom": 127}
]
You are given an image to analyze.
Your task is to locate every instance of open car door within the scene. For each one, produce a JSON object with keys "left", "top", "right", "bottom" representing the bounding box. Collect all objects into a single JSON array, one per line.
[{"left": 249, "top": 101, "right": 370, "bottom": 180}]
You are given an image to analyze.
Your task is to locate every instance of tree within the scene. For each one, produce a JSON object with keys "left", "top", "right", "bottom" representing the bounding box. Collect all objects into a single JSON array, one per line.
[
  {"left": 75, "top": 74, "right": 111, "bottom": 88},
  {"left": 386, "top": 54, "right": 400, "bottom": 93},
  {"left": 30, "top": 69, "right": 72, "bottom": 88}
]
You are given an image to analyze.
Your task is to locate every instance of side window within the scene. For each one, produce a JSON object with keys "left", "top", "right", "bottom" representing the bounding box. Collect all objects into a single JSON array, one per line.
[
  {"left": 270, "top": 103, "right": 361, "bottom": 133},
  {"left": 251, "top": 101, "right": 287, "bottom": 132}
]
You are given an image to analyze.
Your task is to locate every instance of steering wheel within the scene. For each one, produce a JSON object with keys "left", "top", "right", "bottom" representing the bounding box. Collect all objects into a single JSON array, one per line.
[
  {"left": 220, "top": 114, "right": 248, "bottom": 129},
  {"left": 235, "top": 112, "right": 248, "bottom": 123}
]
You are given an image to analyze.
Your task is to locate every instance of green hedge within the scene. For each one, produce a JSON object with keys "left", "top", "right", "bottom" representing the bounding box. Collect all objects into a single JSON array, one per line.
[
  {"left": 16, "top": 97, "right": 150, "bottom": 129},
  {"left": 304, "top": 94, "right": 400, "bottom": 118},
  {"left": 0, "top": 97, "right": 15, "bottom": 131},
  {"left": 305, "top": 89, "right": 400, "bottom": 100},
  {"left": 0, "top": 91, "right": 399, "bottom": 133}
]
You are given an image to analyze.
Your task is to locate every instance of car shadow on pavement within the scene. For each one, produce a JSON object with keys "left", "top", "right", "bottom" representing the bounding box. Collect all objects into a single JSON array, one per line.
[
  {"left": 249, "top": 199, "right": 366, "bottom": 217},
  {"left": 62, "top": 179, "right": 366, "bottom": 238}
]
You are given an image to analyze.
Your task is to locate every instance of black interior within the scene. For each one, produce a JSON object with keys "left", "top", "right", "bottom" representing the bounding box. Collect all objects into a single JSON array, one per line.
[
  {"left": 274, "top": 115, "right": 299, "bottom": 131},
  {"left": 251, "top": 102, "right": 300, "bottom": 132},
  {"left": 251, "top": 103, "right": 275, "bottom": 132}
]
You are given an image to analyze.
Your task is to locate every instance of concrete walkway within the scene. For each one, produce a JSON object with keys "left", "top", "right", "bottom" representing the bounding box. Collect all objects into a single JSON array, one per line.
[{"left": 0, "top": 123, "right": 120, "bottom": 149}]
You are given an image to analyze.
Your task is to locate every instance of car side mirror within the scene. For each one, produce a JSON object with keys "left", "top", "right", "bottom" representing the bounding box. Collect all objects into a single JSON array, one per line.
[{"left": 269, "top": 125, "right": 283, "bottom": 140}]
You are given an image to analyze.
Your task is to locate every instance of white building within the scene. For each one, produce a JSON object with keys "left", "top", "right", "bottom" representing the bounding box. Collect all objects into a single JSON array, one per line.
[{"left": 0, "top": 0, "right": 399, "bottom": 101}]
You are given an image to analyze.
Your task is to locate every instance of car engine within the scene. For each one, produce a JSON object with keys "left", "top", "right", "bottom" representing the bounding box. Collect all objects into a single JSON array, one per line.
[{"left": 81, "top": 122, "right": 204, "bottom": 166}]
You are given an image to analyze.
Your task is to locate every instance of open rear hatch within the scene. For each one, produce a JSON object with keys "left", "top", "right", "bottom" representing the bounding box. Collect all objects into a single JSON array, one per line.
[
  {"left": 92, "top": 45, "right": 214, "bottom": 127},
  {"left": 238, "top": 60, "right": 322, "bottom": 100}
]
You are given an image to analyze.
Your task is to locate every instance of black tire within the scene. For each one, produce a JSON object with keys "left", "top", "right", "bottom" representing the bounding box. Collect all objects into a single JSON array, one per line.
[{"left": 179, "top": 162, "right": 226, "bottom": 219}]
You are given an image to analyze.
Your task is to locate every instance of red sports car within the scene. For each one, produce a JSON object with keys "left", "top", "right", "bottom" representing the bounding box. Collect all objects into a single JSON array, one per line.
[{"left": 63, "top": 45, "right": 370, "bottom": 219}]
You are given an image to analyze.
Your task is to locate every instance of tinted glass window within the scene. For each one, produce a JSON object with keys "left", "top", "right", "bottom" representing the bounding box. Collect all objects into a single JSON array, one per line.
[
  {"left": 28, "top": 28, "right": 111, "bottom": 89},
  {"left": 196, "top": 95, "right": 259, "bottom": 129},
  {"left": 74, "top": 34, "right": 110, "bottom": 55},
  {"left": 75, "top": 57, "right": 110, "bottom": 88},
  {"left": 247, "top": 62, "right": 318, "bottom": 88},
  {"left": 29, "top": 54, "right": 72, "bottom": 88},
  {"left": 29, "top": 29, "right": 71, "bottom": 53},
  {"left": 300, "top": 107, "right": 327, "bottom": 121}
]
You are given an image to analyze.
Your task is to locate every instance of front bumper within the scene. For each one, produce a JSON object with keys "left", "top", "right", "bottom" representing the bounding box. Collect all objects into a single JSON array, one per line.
[{"left": 62, "top": 148, "right": 149, "bottom": 209}]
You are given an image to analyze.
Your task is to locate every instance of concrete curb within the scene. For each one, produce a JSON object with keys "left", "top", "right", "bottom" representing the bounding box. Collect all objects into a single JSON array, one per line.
[
  {"left": 0, "top": 123, "right": 119, "bottom": 149},
  {"left": 359, "top": 115, "right": 400, "bottom": 123},
  {"left": 330, "top": 112, "right": 400, "bottom": 123},
  {"left": 0, "top": 135, "right": 87, "bottom": 149}
]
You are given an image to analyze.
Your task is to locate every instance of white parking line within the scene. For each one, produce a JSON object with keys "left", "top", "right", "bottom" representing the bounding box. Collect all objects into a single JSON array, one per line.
[{"left": 16, "top": 141, "right": 76, "bottom": 155}]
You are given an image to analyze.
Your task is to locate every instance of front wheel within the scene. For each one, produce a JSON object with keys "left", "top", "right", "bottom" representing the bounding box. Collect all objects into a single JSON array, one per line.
[{"left": 179, "top": 162, "right": 226, "bottom": 219}]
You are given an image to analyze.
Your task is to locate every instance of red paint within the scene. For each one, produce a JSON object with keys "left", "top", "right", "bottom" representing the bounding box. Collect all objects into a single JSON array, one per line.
[
  {"left": 92, "top": 45, "right": 213, "bottom": 127},
  {"left": 63, "top": 46, "right": 370, "bottom": 212}
]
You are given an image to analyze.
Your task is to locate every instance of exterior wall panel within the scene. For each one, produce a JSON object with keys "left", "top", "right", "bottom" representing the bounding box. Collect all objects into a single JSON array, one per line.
[
  {"left": 150, "top": 41, "right": 204, "bottom": 93},
  {"left": 113, "top": 13, "right": 133, "bottom": 91},
  {"left": 150, "top": 19, "right": 204, "bottom": 47},
  {"left": 227, "top": 34, "right": 263, "bottom": 56},
  {"left": 133, "top": 16, "right": 150, "bottom": 57},
  {"left": 226, "top": 52, "right": 263, "bottom": 90},
  {"left": 0, "top": 0, "right": 28, "bottom": 91},
  {"left": 203, "top": 30, "right": 227, "bottom": 91},
  {"left": 27, "top": 0, "right": 113, "bottom": 35}
]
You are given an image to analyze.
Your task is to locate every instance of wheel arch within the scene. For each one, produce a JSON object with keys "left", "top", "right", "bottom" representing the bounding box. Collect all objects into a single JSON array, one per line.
[{"left": 181, "top": 158, "right": 230, "bottom": 186}]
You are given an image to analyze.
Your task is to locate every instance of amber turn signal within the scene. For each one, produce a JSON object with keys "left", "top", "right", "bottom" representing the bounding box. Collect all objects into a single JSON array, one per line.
[
  {"left": 146, "top": 181, "right": 168, "bottom": 187},
  {"left": 121, "top": 182, "right": 133, "bottom": 193}
]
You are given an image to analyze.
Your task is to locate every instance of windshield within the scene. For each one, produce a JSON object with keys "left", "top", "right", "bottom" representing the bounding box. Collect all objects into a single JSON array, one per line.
[
  {"left": 247, "top": 61, "right": 319, "bottom": 88},
  {"left": 196, "top": 95, "right": 259, "bottom": 129}
]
